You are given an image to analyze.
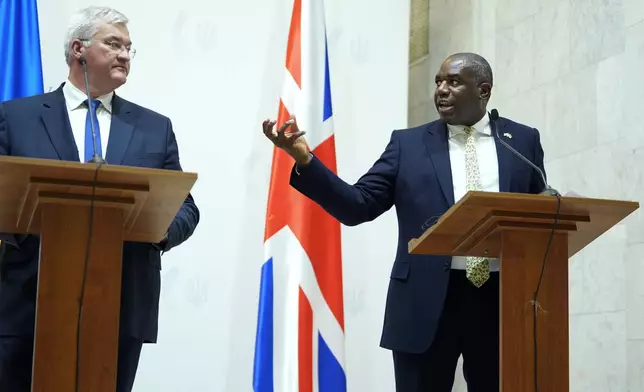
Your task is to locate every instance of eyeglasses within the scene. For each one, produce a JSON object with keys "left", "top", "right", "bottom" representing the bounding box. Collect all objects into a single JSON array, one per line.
[{"left": 80, "top": 38, "right": 136, "bottom": 59}]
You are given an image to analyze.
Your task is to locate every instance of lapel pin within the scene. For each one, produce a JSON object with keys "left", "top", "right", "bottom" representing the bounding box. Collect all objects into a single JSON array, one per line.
[{"left": 503, "top": 132, "right": 512, "bottom": 139}]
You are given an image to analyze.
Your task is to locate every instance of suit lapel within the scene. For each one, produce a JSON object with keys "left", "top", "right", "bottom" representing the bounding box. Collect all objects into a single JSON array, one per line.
[
  {"left": 105, "top": 95, "right": 135, "bottom": 165},
  {"left": 40, "top": 86, "right": 80, "bottom": 161},
  {"left": 425, "top": 120, "right": 455, "bottom": 205},
  {"left": 494, "top": 118, "right": 512, "bottom": 192}
]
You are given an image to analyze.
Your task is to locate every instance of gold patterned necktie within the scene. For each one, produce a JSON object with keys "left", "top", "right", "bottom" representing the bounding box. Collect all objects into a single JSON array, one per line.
[{"left": 464, "top": 126, "right": 490, "bottom": 287}]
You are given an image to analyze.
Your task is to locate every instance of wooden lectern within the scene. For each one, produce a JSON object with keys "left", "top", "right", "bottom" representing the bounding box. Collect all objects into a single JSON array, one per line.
[
  {"left": 408, "top": 191, "right": 639, "bottom": 392},
  {"left": 0, "top": 156, "right": 197, "bottom": 391}
]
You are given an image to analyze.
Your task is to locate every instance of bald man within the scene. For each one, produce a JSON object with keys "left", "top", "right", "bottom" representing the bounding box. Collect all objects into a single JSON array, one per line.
[{"left": 262, "top": 52, "right": 549, "bottom": 391}]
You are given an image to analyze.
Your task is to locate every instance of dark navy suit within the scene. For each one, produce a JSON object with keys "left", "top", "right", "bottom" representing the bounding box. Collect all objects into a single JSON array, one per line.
[
  {"left": 0, "top": 85, "right": 199, "bottom": 391},
  {"left": 290, "top": 116, "right": 546, "bottom": 390}
]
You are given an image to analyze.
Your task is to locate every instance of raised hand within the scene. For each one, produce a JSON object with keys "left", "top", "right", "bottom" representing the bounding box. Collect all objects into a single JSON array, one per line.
[{"left": 262, "top": 115, "right": 312, "bottom": 165}]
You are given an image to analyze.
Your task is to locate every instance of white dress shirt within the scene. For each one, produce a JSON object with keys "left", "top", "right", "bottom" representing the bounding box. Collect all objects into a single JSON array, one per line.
[
  {"left": 62, "top": 80, "right": 113, "bottom": 161},
  {"left": 446, "top": 114, "right": 500, "bottom": 271}
]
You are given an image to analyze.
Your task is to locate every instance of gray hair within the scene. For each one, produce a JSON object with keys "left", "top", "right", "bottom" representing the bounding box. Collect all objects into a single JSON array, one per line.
[{"left": 64, "top": 6, "right": 129, "bottom": 65}]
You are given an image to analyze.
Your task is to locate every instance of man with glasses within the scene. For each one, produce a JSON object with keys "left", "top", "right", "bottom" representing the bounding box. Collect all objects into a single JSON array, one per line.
[{"left": 0, "top": 6, "right": 199, "bottom": 392}]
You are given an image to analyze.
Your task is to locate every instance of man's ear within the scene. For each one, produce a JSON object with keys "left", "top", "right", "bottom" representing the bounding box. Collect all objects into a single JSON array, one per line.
[
  {"left": 479, "top": 82, "right": 492, "bottom": 100},
  {"left": 70, "top": 39, "right": 85, "bottom": 62}
]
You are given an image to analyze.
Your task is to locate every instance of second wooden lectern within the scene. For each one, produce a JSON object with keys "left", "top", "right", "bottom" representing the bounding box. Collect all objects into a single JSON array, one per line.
[
  {"left": 0, "top": 156, "right": 197, "bottom": 391},
  {"left": 408, "top": 191, "right": 639, "bottom": 392}
]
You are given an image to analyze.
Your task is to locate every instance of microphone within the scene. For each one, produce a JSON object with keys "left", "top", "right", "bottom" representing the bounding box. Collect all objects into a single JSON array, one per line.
[
  {"left": 79, "top": 56, "right": 106, "bottom": 164},
  {"left": 489, "top": 109, "right": 558, "bottom": 196}
]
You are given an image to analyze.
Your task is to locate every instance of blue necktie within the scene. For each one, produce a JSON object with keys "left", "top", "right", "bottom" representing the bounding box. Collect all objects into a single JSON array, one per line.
[{"left": 84, "top": 99, "right": 102, "bottom": 162}]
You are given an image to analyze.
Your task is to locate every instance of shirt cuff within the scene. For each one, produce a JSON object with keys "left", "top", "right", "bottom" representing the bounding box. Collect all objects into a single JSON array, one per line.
[{"left": 294, "top": 153, "right": 314, "bottom": 175}]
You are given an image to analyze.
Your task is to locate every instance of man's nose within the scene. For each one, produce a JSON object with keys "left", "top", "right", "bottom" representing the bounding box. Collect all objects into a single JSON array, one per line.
[
  {"left": 436, "top": 81, "right": 449, "bottom": 95},
  {"left": 117, "top": 50, "right": 130, "bottom": 61}
]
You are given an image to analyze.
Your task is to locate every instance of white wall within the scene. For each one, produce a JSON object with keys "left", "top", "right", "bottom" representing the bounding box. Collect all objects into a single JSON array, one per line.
[{"left": 36, "top": 0, "right": 410, "bottom": 390}]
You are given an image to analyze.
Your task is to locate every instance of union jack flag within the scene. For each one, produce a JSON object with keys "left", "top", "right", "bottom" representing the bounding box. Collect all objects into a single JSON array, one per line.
[{"left": 252, "top": 0, "right": 346, "bottom": 390}]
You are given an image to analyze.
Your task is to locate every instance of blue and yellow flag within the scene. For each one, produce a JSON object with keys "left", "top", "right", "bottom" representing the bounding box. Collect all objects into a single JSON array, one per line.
[{"left": 0, "top": 0, "right": 44, "bottom": 101}]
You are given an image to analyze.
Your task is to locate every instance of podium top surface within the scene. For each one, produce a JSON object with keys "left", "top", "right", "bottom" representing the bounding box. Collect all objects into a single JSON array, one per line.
[
  {"left": 408, "top": 191, "right": 639, "bottom": 258},
  {"left": 0, "top": 156, "right": 197, "bottom": 242}
]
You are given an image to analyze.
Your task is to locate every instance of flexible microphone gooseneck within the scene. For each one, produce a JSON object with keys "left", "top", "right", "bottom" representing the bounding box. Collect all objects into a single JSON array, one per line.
[
  {"left": 489, "top": 109, "right": 558, "bottom": 196},
  {"left": 490, "top": 108, "right": 561, "bottom": 392},
  {"left": 75, "top": 55, "right": 104, "bottom": 392}
]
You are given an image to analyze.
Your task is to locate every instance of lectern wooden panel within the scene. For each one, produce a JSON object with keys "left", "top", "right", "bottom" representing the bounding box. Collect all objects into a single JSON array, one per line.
[
  {"left": 408, "top": 191, "right": 639, "bottom": 392},
  {"left": 0, "top": 156, "right": 197, "bottom": 391}
]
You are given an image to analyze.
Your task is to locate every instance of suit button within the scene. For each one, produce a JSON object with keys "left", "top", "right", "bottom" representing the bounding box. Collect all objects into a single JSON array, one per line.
[{"left": 444, "top": 262, "right": 450, "bottom": 271}]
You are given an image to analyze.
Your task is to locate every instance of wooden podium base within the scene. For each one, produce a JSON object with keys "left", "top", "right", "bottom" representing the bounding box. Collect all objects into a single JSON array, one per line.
[
  {"left": 32, "top": 203, "right": 124, "bottom": 391},
  {"left": 500, "top": 230, "right": 569, "bottom": 391}
]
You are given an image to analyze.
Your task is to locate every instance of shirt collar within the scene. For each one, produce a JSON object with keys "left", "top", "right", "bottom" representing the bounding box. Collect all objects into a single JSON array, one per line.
[
  {"left": 62, "top": 80, "right": 114, "bottom": 114},
  {"left": 446, "top": 113, "right": 491, "bottom": 138}
]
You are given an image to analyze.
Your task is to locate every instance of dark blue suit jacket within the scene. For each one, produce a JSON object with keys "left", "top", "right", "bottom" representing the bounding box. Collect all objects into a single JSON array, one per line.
[
  {"left": 0, "top": 85, "right": 199, "bottom": 343},
  {"left": 290, "top": 117, "right": 546, "bottom": 353}
]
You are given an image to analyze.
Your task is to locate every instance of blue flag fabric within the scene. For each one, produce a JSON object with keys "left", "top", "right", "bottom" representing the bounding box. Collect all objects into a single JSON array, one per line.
[{"left": 0, "top": 0, "right": 44, "bottom": 102}]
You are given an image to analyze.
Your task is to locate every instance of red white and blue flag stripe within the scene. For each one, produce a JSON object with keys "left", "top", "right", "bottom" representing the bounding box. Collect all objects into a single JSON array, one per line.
[{"left": 253, "top": 0, "right": 346, "bottom": 390}]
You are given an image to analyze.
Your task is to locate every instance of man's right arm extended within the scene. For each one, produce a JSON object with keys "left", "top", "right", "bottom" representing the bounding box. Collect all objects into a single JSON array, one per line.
[{"left": 289, "top": 132, "right": 400, "bottom": 226}]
